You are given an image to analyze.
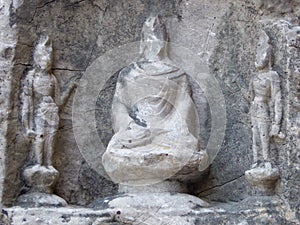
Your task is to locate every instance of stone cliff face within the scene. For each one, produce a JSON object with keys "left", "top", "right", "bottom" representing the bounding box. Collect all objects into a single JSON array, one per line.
[
  {"left": 0, "top": 0, "right": 299, "bottom": 224},
  {"left": 1, "top": 0, "right": 186, "bottom": 207}
]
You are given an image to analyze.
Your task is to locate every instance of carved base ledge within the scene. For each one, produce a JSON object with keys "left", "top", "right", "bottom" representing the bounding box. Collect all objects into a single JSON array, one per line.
[
  {"left": 107, "top": 192, "right": 210, "bottom": 213},
  {"left": 17, "top": 192, "right": 67, "bottom": 207},
  {"left": 5, "top": 196, "right": 291, "bottom": 225}
]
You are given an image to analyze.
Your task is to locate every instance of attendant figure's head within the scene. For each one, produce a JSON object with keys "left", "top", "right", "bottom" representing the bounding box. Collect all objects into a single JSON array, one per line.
[
  {"left": 255, "top": 31, "right": 273, "bottom": 70},
  {"left": 34, "top": 35, "right": 53, "bottom": 72},
  {"left": 140, "top": 15, "right": 168, "bottom": 61}
]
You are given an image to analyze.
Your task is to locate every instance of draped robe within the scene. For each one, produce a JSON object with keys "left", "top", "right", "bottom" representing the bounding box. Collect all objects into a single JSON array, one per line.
[{"left": 102, "top": 60, "right": 199, "bottom": 185}]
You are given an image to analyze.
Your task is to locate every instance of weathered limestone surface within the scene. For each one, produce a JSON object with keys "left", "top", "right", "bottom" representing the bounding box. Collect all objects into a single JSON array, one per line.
[
  {"left": 0, "top": 0, "right": 299, "bottom": 224},
  {"left": 0, "top": 0, "right": 16, "bottom": 206},
  {"left": 4, "top": 196, "right": 295, "bottom": 225}
]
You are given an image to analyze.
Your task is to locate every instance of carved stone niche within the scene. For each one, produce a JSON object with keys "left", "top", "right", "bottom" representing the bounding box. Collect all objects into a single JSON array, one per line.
[{"left": 1, "top": 1, "right": 299, "bottom": 224}]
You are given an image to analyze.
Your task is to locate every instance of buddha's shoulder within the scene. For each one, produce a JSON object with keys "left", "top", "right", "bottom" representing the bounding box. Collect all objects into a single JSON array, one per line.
[{"left": 117, "top": 63, "right": 137, "bottom": 81}]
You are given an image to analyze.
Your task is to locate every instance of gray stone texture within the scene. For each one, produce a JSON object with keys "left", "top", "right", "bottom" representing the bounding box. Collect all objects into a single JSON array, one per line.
[
  {"left": 0, "top": 0, "right": 299, "bottom": 224},
  {"left": 4, "top": 196, "right": 296, "bottom": 225}
]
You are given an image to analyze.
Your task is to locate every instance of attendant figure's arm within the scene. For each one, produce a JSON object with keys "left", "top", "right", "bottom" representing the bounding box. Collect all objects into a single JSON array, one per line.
[
  {"left": 269, "top": 72, "right": 283, "bottom": 137},
  {"left": 51, "top": 74, "right": 78, "bottom": 109},
  {"left": 53, "top": 74, "right": 61, "bottom": 106},
  {"left": 60, "top": 76, "right": 78, "bottom": 108},
  {"left": 21, "top": 70, "right": 35, "bottom": 138}
]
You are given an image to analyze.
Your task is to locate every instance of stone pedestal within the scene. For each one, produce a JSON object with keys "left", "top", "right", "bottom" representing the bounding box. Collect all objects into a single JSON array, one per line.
[
  {"left": 5, "top": 196, "right": 294, "bottom": 225},
  {"left": 17, "top": 165, "right": 67, "bottom": 207},
  {"left": 245, "top": 163, "right": 280, "bottom": 196},
  {"left": 119, "top": 180, "right": 188, "bottom": 194},
  {"left": 17, "top": 192, "right": 67, "bottom": 207}
]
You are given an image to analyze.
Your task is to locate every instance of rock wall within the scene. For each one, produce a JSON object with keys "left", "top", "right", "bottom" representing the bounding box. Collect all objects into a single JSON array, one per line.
[
  {"left": 0, "top": 0, "right": 26, "bottom": 206},
  {"left": 0, "top": 0, "right": 299, "bottom": 223}
]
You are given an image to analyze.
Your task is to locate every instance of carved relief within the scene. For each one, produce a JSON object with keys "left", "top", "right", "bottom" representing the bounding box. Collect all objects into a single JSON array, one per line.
[
  {"left": 18, "top": 35, "right": 76, "bottom": 206},
  {"left": 250, "top": 31, "right": 284, "bottom": 167},
  {"left": 245, "top": 31, "right": 282, "bottom": 195},
  {"left": 102, "top": 16, "right": 209, "bottom": 190}
]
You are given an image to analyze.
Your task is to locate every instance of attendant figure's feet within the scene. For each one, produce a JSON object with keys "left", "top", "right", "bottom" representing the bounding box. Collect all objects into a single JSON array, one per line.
[{"left": 251, "top": 160, "right": 274, "bottom": 169}]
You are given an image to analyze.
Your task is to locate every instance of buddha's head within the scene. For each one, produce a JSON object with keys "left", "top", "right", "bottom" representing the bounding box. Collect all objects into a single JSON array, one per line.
[
  {"left": 255, "top": 31, "right": 273, "bottom": 70},
  {"left": 140, "top": 15, "right": 168, "bottom": 61},
  {"left": 34, "top": 35, "right": 53, "bottom": 71}
]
